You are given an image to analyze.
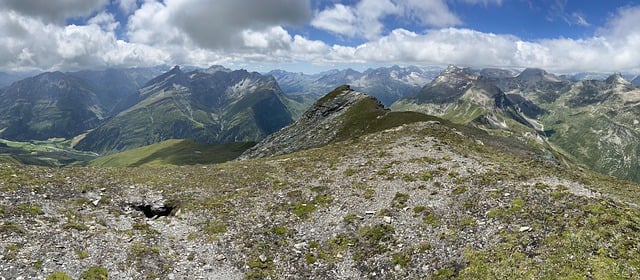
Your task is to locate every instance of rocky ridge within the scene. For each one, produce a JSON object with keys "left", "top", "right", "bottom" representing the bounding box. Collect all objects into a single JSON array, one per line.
[{"left": 240, "top": 85, "right": 377, "bottom": 159}]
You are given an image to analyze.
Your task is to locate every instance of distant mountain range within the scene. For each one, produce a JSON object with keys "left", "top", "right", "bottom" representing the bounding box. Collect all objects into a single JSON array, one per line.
[
  {"left": 392, "top": 65, "right": 640, "bottom": 182},
  {"left": 268, "top": 65, "right": 442, "bottom": 106}
]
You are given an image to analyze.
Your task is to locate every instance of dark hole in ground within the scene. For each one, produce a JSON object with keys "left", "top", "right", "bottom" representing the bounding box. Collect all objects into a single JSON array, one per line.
[{"left": 132, "top": 203, "right": 174, "bottom": 218}]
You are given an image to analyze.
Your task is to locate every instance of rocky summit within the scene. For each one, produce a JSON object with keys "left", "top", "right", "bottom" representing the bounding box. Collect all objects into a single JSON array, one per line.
[{"left": 240, "top": 85, "right": 378, "bottom": 159}]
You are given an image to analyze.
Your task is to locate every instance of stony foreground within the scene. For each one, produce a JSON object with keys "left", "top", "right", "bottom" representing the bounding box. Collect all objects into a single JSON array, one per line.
[{"left": 1, "top": 122, "right": 639, "bottom": 279}]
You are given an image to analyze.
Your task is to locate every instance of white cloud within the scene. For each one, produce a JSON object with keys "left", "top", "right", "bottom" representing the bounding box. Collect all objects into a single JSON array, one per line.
[
  {"left": 117, "top": 0, "right": 139, "bottom": 14},
  {"left": 0, "top": 0, "right": 108, "bottom": 23},
  {"left": 399, "top": 0, "right": 461, "bottom": 27},
  {"left": 167, "top": 0, "right": 310, "bottom": 49},
  {"left": 0, "top": 9, "right": 168, "bottom": 71},
  {"left": 311, "top": 0, "right": 460, "bottom": 39},
  {"left": 0, "top": 0, "right": 639, "bottom": 74},
  {"left": 88, "top": 12, "right": 119, "bottom": 32},
  {"left": 570, "top": 12, "right": 590, "bottom": 27},
  {"left": 311, "top": 4, "right": 358, "bottom": 37},
  {"left": 242, "top": 26, "right": 292, "bottom": 49}
]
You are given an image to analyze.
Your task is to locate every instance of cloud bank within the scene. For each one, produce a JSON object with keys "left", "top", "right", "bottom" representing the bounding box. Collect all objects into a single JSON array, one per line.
[{"left": 0, "top": 0, "right": 639, "bottom": 73}]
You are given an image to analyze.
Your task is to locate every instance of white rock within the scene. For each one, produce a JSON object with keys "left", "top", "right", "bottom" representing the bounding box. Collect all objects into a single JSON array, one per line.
[
  {"left": 294, "top": 242, "right": 306, "bottom": 250},
  {"left": 383, "top": 216, "right": 392, "bottom": 224},
  {"left": 519, "top": 226, "right": 532, "bottom": 232}
]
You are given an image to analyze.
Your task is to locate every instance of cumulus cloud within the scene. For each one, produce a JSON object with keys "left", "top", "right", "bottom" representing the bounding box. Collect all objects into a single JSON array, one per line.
[
  {"left": 399, "top": 0, "right": 462, "bottom": 27},
  {"left": 0, "top": 0, "right": 108, "bottom": 23},
  {"left": 311, "top": 4, "right": 358, "bottom": 37},
  {"left": 0, "top": 9, "right": 168, "bottom": 71},
  {"left": 311, "top": 0, "right": 460, "bottom": 39},
  {"left": 0, "top": 0, "right": 639, "bottom": 74},
  {"left": 127, "top": 0, "right": 312, "bottom": 49}
]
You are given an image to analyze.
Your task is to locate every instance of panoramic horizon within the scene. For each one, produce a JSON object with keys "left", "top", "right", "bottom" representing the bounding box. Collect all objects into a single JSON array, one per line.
[{"left": 0, "top": 0, "right": 639, "bottom": 74}]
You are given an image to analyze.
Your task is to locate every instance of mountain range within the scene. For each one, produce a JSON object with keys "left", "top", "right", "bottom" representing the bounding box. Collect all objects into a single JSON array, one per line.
[
  {"left": 3, "top": 84, "right": 640, "bottom": 279},
  {"left": 392, "top": 65, "right": 640, "bottom": 182},
  {"left": 74, "top": 66, "right": 306, "bottom": 154},
  {"left": 2, "top": 66, "right": 640, "bottom": 279},
  {"left": 0, "top": 64, "right": 639, "bottom": 184},
  {"left": 268, "top": 65, "right": 442, "bottom": 106}
]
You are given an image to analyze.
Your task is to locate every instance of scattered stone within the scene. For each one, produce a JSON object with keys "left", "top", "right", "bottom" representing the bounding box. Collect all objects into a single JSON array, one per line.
[
  {"left": 365, "top": 211, "right": 376, "bottom": 215},
  {"left": 259, "top": 254, "right": 268, "bottom": 263},
  {"left": 383, "top": 216, "right": 392, "bottom": 224},
  {"left": 216, "top": 254, "right": 226, "bottom": 261},
  {"left": 519, "top": 226, "right": 532, "bottom": 232},
  {"left": 294, "top": 242, "right": 307, "bottom": 250}
]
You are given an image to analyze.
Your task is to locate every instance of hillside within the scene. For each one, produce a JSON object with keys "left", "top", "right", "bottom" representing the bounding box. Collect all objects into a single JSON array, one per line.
[
  {"left": 2, "top": 116, "right": 639, "bottom": 279},
  {"left": 88, "top": 139, "right": 254, "bottom": 167},
  {"left": 0, "top": 67, "right": 165, "bottom": 142},
  {"left": 75, "top": 67, "right": 301, "bottom": 155},
  {"left": 0, "top": 72, "right": 105, "bottom": 141}
]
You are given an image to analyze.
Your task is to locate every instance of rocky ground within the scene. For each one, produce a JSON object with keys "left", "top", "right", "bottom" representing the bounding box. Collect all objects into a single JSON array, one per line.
[{"left": 1, "top": 121, "right": 640, "bottom": 279}]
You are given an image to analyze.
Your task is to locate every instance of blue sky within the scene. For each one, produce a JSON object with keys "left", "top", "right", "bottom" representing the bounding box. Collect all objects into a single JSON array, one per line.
[{"left": 0, "top": 0, "right": 639, "bottom": 73}]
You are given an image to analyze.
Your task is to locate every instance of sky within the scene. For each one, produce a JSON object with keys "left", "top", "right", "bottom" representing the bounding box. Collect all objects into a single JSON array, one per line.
[{"left": 0, "top": 0, "right": 639, "bottom": 74}]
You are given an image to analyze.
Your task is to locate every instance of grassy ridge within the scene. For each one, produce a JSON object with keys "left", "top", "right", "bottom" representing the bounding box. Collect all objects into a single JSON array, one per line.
[{"left": 89, "top": 139, "right": 255, "bottom": 167}]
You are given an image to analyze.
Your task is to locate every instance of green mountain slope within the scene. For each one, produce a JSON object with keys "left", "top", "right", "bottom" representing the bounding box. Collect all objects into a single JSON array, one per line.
[
  {"left": 89, "top": 139, "right": 255, "bottom": 167},
  {"left": 0, "top": 68, "right": 161, "bottom": 142},
  {"left": 538, "top": 74, "right": 640, "bottom": 182},
  {"left": 75, "top": 67, "right": 300, "bottom": 154},
  {"left": 0, "top": 72, "right": 104, "bottom": 140}
]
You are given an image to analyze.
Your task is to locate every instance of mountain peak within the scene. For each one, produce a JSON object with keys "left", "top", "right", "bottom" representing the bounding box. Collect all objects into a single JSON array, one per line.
[
  {"left": 516, "top": 68, "right": 560, "bottom": 83},
  {"left": 605, "top": 72, "right": 628, "bottom": 85},
  {"left": 239, "top": 85, "right": 383, "bottom": 159},
  {"left": 434, "top": 65, "right": 477, "bottom": 84},
  {"left": 142, "top": 65, "right": 186, "bottom": 89}
]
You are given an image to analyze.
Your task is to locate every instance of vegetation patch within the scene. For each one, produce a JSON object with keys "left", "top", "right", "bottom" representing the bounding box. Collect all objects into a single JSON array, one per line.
[
  {"left": 46, "top": 272, "right": 73, "bottom": 280},
  {"left": 354, "top": 224, "right": 396, "bottom": 261},
  {"left": 80, "top": 266, "right": 108, "bottom": 280},
  {"left": 391, "top": 192, "right": 410, "bottom": 208}
]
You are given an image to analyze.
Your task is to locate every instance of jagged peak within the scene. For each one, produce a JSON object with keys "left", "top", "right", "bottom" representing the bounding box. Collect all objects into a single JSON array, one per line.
[
  {"left": 432, "top": 65, "right": 477, "bottom": 85},
  {"left": 145, "top": 66, "right": 184, "bottom": 84},
  {"left": 444, "top": 64, "right": 460, "bottom": 72},
  {"left": 605, "top": 72, "right": 629, "bottom": 85}
]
